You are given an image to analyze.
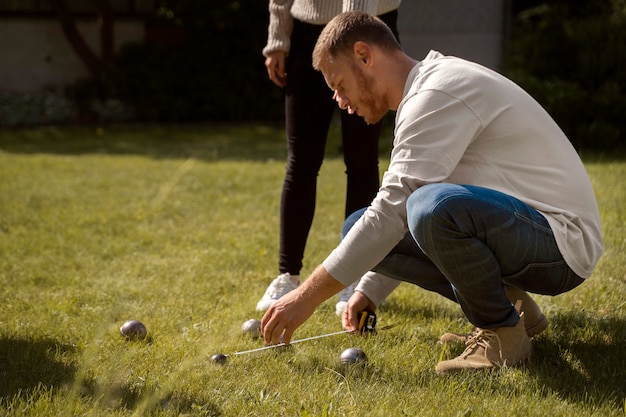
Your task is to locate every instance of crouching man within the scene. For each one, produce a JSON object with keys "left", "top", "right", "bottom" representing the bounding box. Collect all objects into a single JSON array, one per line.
[{"left": 261, "top": 11, "right": 603, "bottom": 373}]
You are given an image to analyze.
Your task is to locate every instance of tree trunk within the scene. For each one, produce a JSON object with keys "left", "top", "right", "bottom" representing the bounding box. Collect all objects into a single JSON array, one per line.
[
  {"left": 96, "top": 0, "right": 114, "bottom": 66},
  {"left": 50, "top": 0, "right": 108, "bottom": 82}
]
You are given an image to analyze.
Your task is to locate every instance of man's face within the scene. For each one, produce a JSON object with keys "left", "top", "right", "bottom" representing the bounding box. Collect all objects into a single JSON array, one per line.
[{"left": 323, "top": 54, "right": 388, "bottom": 125}]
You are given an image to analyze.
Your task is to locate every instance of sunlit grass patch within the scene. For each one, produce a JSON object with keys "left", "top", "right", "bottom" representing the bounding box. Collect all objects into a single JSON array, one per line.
[{"left": 0, "top": 125, "right": 624, "bottom": 416}]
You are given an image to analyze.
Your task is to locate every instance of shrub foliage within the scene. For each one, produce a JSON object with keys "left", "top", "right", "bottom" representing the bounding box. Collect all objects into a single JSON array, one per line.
[{"left": 503, "top": 0, "right": 626, "bottom": 150}]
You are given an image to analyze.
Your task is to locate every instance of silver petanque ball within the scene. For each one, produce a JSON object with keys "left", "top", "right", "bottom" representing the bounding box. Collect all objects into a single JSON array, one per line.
[
  {"left": 340, "top": 347, "right": 368, "bottom": 365},
  {"left": 120, "top": 320, "right": 147, "bottom": 340},
  {"left": 241, "top": 319, "right": 262, "bottom": 338},
  {"left": 211, "top": 353, "right": 228, "bottom": 365}
]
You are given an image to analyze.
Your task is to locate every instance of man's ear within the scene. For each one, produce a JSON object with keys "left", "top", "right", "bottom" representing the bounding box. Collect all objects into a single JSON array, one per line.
[{"left": 353, "top": 41, "right": 373, "bottom": 67}]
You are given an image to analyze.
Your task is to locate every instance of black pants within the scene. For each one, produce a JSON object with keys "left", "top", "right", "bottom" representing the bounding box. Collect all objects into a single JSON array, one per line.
[{"left": 279, "top": 10, "right": 400, "bottom": 275}]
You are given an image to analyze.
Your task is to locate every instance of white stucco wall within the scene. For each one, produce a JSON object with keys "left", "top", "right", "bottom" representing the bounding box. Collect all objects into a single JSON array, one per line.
[{"left": 0, "top": 19, "right": 144, "bottom": 92}]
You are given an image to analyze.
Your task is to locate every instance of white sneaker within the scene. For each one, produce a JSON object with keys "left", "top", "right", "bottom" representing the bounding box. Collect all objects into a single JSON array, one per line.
[
  {"left": 335, "top": 280, "right": 359, "bottom": 316},
  {"left": 256, "top": 273, "right": 300, "bottom": 311}
]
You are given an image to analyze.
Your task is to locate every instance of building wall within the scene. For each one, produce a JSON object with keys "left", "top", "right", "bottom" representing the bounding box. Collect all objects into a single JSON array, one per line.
[
  {"left": 0, "top": 19, "right": 144, "bottom": 92},
  {"left": 0, "top": 1, "right": 507, "bottom": 93},
  {"left": 397, "top": 0, "right": 507, "bottom": 70}
]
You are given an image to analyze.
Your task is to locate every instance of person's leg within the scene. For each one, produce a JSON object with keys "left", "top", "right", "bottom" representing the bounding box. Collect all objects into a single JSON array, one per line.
[
  {"left": 256, "top": 21, "right": 334, "bottom": 311},
  {"left": 406, "top": 183, "right": 584, "bottom": 329},
  {"left": 342, "top": 208, "right": 458, "bottom": 302},
  {"left": 278, "top": 21, "right": 335, "bottom": 276},
  {"left": 402, "top": 183, "right": 584, "bottom": 372},
  {"left": 342, "top": 206, "right": 559, "bottom": 327},
  {"left": 340, "top": 113, "right": 382, "bottom": 217},
  {"left": 378, "top": 9, "right": 400, "bottom": 43},
  {"left": 343, "top": 206, "right": 549, "bottom": 347}
]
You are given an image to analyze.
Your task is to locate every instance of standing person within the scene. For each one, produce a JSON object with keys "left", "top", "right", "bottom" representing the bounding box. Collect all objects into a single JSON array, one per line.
[
  {"left": 256, "top": 1, "right": 402, "bottom": 315},
  {"left": 261, "top": 12, "right": 603, "bottom": 374}
]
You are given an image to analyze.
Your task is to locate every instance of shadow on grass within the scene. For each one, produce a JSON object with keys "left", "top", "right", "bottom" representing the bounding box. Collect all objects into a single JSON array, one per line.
[
  {"left": 77, "top": 377, "right": 222, "bottom": 416},
  {"left": 529, "top": 310, "right": 626, "bottom": 409},
  {"left": 0, "top": 121, "right": 397, "bottom": 162},
  {"left": 312, "top": 306, "right": 625, "bottom": 411},
  {"left": 0, "top": 124, "right": 288, "bottom": 162},
  {"left": 0, "top": 336, "right": 222, "bottom": 415},
  {"left": 0, "top": 336, "right": 76, "bottom": 398}
]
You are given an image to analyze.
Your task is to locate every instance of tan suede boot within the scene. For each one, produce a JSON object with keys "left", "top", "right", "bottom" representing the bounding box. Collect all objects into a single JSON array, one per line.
[
  {"left": 439, "top": 287, "right": 548, "bottom": 344},
  {"left": 435, "top": 301, "right": 532, "bottom": 374}
]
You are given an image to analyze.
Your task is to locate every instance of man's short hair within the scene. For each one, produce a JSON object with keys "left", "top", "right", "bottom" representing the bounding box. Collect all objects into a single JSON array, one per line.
[{"left": 313, "top": 11, "right": 401, "bottom": 71}]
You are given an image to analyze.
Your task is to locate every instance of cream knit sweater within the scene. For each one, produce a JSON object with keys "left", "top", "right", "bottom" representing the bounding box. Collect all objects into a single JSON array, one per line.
[{"left": 263, "top": 0, "right": 402, "bottom": 56}]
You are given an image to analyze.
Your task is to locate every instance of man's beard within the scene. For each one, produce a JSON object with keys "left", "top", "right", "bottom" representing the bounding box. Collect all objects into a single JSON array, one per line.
[{"left": 353, "top": 64, "right": 388, "bottom": 124}]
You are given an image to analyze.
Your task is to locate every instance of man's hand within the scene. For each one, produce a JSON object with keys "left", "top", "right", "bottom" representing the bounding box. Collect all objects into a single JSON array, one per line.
[
  {"left": 261, "top": 287, "right": 316, "bottom": 346},
  {"left": 264, "top": 51, "right": 287, "bottom": 88},
  {"left": 341, "top": 290, "right": 377, "bottom": 331},
  {"left": 261, "top": 265, "right": 344, "bottom": 345}
]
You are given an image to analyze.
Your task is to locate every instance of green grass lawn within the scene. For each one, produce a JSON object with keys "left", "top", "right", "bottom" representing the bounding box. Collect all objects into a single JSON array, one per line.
[{"left": 0, "top": 125, "right": 624, "bottom": 416}]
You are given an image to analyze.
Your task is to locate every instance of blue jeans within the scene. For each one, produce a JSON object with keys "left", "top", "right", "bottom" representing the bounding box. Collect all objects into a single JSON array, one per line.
[{"left": 343, "top": 184, "right": 584, "bottom": 329}]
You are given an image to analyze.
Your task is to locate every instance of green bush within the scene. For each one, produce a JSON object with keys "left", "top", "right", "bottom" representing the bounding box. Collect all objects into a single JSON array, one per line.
[
  {"left": 0, "top": 91, "right": 75, "bottom": 126},
  {"left": 503, "top": 1, "right": 626, "bottom": 150}
]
